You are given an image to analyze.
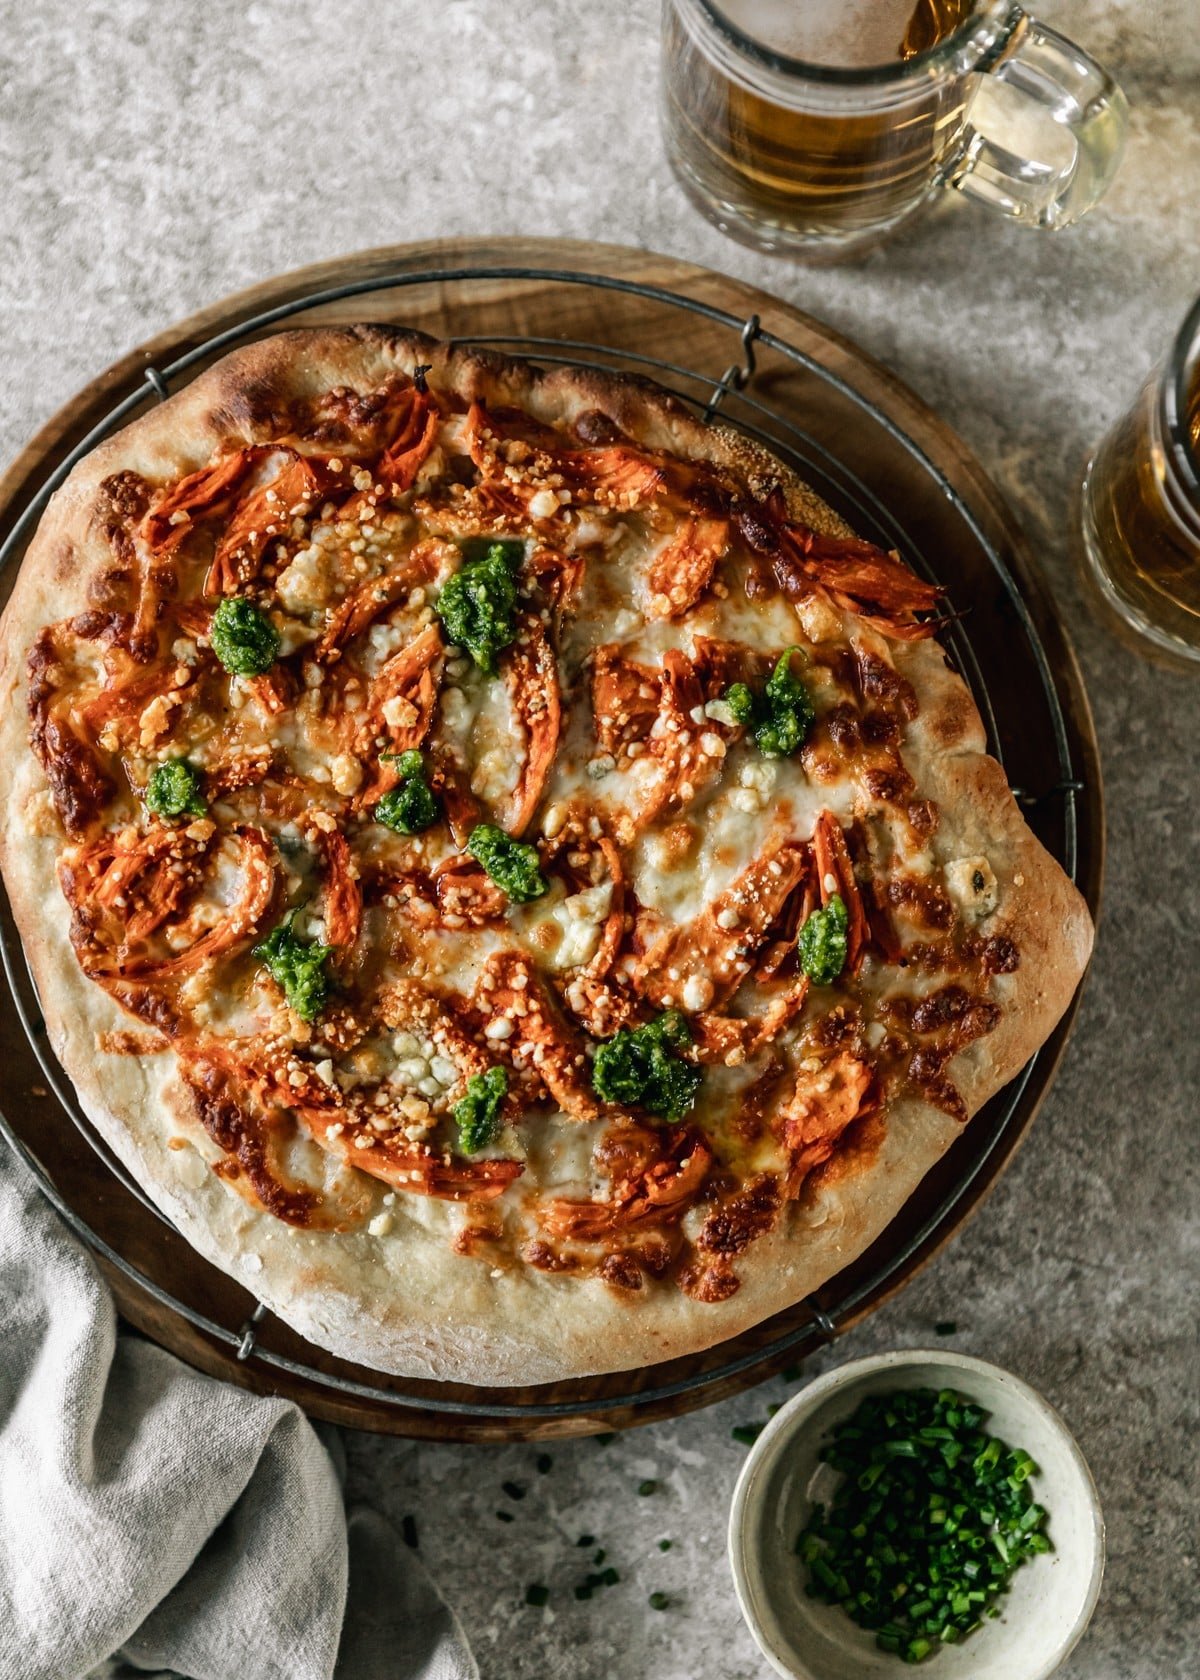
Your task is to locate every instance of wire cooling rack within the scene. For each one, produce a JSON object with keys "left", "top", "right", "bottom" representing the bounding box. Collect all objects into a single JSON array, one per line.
[{"left": 0, "top": 262, "right": 1092, "bottom": 1423}]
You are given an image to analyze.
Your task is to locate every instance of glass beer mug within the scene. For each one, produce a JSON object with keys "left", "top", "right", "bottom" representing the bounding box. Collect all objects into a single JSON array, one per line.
[
  {"left": 1081, "top": 298, "right": 1200, "bottom": 665},
  {"left": 660, "top": 0, "right": 1129, "bottom": 258}
]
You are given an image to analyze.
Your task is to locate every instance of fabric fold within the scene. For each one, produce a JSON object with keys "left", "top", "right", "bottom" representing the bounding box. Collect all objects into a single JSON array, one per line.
[{"left": 0, "top": 1144, "right": 475, "bottom": 1680}]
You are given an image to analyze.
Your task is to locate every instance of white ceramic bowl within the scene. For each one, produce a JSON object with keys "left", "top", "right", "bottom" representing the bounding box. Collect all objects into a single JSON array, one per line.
[{"left": 729, "top": 1350, "right": 1104, "bottom": 1680}]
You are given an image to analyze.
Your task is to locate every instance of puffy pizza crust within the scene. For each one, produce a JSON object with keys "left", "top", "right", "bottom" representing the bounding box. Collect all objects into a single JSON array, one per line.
[{"left": 0, "top": 327, "right": 1093, "bottom": 1383}]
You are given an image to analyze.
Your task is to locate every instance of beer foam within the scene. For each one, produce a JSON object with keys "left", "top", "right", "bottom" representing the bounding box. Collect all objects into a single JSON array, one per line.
[{"left": 718, "top": 0, "right": 923, "bottom": 68}]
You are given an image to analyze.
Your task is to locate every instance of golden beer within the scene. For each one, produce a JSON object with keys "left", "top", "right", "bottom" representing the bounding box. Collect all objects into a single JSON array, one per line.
[
  {"left": 659, "top": 0, "right": 1130, "bottom": 258},
  {"left": 1082, "top": 304, "right": 1200, "bottom": 663}
]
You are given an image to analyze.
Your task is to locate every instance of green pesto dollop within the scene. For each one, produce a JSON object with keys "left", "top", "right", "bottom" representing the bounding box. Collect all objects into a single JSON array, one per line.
[
  {"left": 724, "top": 681, "right": 756, "bottom": 726},
  {"left": 797, "top": 893, "right": 849, "bottom": 986},
  {"left": 591, "top": 1010, "right": 701, "bottom": 1123},
  {"left": 144, "top": 757, "right": 206, "bottom": 820},
  {"left": 210, "top": 596, "right": 280, "bottom": 677},
  {"left": 252, "top": 911, "right": 333, "bottom": 1022},
  {"left": 435, "top": 538, "right": 524, "bottom": 674},
  {"left": 466, "top": 822, "right": 547, "bottom": 904},
  {"left": 454, "top": 1065, "right": 509, "bottom": 1154},
  {"left": 373, "top": 750, "right": 439, "bottom": 835},
  {"left": 723, "top": 647, "right": 814, "bottom": 759}
]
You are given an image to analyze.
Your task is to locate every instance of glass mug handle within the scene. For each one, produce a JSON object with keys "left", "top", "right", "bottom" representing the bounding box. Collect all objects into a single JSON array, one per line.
[{"left": 944, "top": 13, "right": 1129, "bottom": 229}]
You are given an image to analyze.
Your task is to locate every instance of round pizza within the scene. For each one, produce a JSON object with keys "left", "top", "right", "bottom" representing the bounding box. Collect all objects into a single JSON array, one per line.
[{"left": 0, "top": 327, "right": 1093, "bottom": 1383}]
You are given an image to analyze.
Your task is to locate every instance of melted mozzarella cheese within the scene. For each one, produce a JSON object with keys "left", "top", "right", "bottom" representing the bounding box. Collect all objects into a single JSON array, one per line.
[
  {"left": 521, "top": 1118, "right": 608, "bottom": 1199},
  {"left": 438, "top": 672, "right": 525, "bottom": 811}
]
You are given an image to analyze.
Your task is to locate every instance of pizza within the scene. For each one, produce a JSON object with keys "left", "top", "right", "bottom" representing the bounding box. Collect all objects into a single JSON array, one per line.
[{"left": 0, "top": 327, "right": 1093, "bottom": 1384}]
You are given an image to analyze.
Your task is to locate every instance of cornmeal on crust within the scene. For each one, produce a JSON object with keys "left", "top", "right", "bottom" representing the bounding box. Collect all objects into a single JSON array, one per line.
[{"left": 0, "top": 327, "right": 1093, "bottom": 1383}]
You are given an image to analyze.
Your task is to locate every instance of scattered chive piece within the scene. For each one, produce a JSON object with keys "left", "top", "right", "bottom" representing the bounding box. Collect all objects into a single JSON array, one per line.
[
  {"left": 502, "top": 1481, "right": 526, "bottom": 1501},
  {"left": 496, "top": 1510, "right": 514, "bottom": 1523},
  {"left": 576, "top": 1534, "right": 596, "bottom": 1548},
  {"left": 782, "top": 1367, "right": 803, "bottom": 1382},
  {"left": 768, "top": 1403, "right": 782, "bottom": 1416},
  {"left": 638, "top": 1479, "right": 658, "bottom": 1496},
  {"left": 649, "top": 1591, "right": 670, "bottom": 1611},
  {"left": 525, "top": 1583, "right": 550, "bottom": 1608},
  {"left": 658, "top": 1539, "right": 672, "bottom": 1552},
  {"left": 536, "top": 1453, "right": 553, "bottom": 1474},
  {"left": 732, "top": 1422, "right": 766, "bottom": 1446},
  {"left": 595, "top": 1432, "right": 617, "bottom": 1446},
  {"left": 935, "top": 1321, "right": 959, "bottom": 1336},
  {"left": 401, "top": 1515, "right": 418, "bottom": 1550},
  {"left": 797, "top": 1387, "right": 1051, "bottom": 1661},
  {"left": 578, "top": 1566, "right": 622, "bottom": 1595},
  {"left": 593, "top": 1548, "right": 606, "bottom": 1565}
]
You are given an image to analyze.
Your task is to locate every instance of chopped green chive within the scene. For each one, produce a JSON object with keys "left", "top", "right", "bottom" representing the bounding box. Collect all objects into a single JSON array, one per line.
[
  {"left": 595, "top": 1432, "right": 616, "bottom": 1446},
  {"left": 732, "top": 1422, "right": 766, "bottom": 1446},
  {"left": 536, "top": 1453, "right": 553, "bottom": 1474},
  {"left": 524, "top": 1583, "right": 550, "bottom": 1608},
  {"left": 796, "top": 1387, "right": 1051, "bottom": 1661},
  {"left": 592, "top": 1548, "right": 606, "bottom": 1565},
  {"left": 502, "top": 1481, "right": 526, "bottom": 1502},
  {"left": 401, "top": 1515, "right": 418, "bottom": 1550},
  {"left": 935, "top": 1321, "right": 958, "bottom": 1336},
  {"left": 496, "top": 1510, "right": 514, "bottom": 1523},
  {"left": 657, "top": 1539, "right": 672, "bottom": 1552},
  {"left": 576, "top": 1533, "right": 596, "bottom": 1547},
  {"left": 576, "top": 1562, "right": 623, "bottom": 1597},
  {"left": 638, "top": 1479, "right": 658, "bottom": 1497},
  {"left": 649, "top": 1591, "right": 670, "bottom": 1611}
]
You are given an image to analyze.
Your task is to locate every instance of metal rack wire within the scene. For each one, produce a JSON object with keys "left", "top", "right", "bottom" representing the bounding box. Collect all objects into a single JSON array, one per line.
[{"left": 0, "top": 264, "right": 1086, "bottom": 1419}]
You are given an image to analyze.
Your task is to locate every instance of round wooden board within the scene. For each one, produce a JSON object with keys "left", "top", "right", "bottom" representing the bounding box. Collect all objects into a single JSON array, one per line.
[{"left": 0, "top": 238, "right": 1103, "bottom": 1440}]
